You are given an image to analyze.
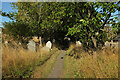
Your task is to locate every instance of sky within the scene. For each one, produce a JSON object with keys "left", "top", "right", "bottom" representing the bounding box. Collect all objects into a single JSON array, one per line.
[
  {"left": 0, "top": 2, "right": 18, "bottom": 27},
  {"left": 0, "top": 2, "right": 120, "bottom": 28}
]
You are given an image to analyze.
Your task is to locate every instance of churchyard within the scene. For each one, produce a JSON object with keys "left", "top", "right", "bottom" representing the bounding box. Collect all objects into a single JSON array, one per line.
[{"left": 1, "top": 1, "right": 120, "bottom": 79}]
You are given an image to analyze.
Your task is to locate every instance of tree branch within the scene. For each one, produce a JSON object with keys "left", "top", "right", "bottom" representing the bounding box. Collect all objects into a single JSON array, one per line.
[{"left": 101, "top": 1, "right": 120, "bottom": 28}]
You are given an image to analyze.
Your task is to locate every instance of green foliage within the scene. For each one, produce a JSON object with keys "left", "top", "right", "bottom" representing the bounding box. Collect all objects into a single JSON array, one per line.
[
  {"left": 3, "top": 21, "right": 31, "bottom": 42},
  {"left": 1, "top": 2, "right": 120, "bottom": 49},
  {"left": 66, "top": 2, "right": 119, "bottom": 48}
]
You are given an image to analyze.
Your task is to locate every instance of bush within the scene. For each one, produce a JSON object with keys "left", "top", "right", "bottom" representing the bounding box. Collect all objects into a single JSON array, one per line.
[{"left": 66, "top": 44, "right": 86, "bottom": 59}]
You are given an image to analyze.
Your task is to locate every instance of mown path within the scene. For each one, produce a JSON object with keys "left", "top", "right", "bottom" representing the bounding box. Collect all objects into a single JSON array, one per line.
[{"left": 47, "top": 50, "right": 66, "bottom": 78}]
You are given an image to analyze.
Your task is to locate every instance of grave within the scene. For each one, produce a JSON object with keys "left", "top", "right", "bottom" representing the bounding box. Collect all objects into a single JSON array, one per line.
[
  {"left": 46, "top": 41, "right": 52, "bottom": 49},
  {"left": 40, "top": 41, "right": 52, "bottom": 52},
  {"left": 27, "top": 40, "right": 36, "bottom": 52},
  {"left": 76, "top": 41, "right": 82, "bottom": 46}
]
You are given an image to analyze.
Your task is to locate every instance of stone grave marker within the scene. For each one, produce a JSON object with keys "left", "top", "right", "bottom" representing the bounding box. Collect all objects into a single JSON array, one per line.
[
  {"left": 27, "top": 40, "right": 36, "bottom": 52},
  {"left": 52, "top": 39, "right": 55, "bottom": 43},
  {"left": 46, "top": 41, "right": 52, "bottom": 49},
  {"left": 105, "top": 41, "right": 110, "bottom": 47},
  {"left": 76, "top": 41, "right": 82, "bottom": 46}
]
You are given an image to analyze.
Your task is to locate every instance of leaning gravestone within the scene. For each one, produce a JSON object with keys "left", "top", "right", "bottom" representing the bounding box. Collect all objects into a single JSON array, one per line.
[
  {"left": 46, "top": 41, "right": 52, "bottom": 49},
  {"left": 27, "top": 40, "right": 36, "bottom": 52}
]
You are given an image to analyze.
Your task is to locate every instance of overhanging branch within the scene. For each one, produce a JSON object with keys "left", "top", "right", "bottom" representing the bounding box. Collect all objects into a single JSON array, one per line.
[{"left": 101, "top": 1, "right": 120, "bottom": 28}]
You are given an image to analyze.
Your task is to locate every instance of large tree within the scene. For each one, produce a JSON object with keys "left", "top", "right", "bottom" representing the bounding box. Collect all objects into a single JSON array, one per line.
[
  {"left": 1, "top": 2, "right": 120, "bottom": 49},
  {"left": 66, "top": 2, "right": 120, "bottom": 49}
]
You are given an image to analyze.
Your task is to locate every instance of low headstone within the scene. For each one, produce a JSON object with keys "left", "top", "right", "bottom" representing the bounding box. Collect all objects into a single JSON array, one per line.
[
  {"left": 68, "top": 38, "right": 70, "bottom": 41},
  {"left": 64, "top": 37, "right": 70, "bottom": 41},
  {"left": 5, "top": 41, "right": 8, "bottom": 44},
  {"left": 19, "top": 42, "right": 21, "bottom": 45},
  {"left": 46, "top": 41, "right": 52, "bottom": 49},
  {"left": 110, "top": 41, "right": 118, "bottom": 49},
  {"left": 105, "top": 41, "right": 110, "bottom": 47},
  {"left": 52, "top": 39, "right": 55, "bottom": 43},
  {"left": 27, "top": 40, "right": 36, "bottom": 52},
  {"left": 76, "top": 41, "right": 82, "bottom": 46}
]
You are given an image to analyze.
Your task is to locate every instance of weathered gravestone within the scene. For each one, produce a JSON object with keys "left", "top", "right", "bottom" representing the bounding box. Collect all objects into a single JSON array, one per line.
[
  {"left": 105, "top": 41, "right": 110, "bottom": 47},
  {"left": 40, "top": 41, "right": 52, "bottom": 52},
  {"left": 52, "top": 39, "right": 55, "bottom": 43},
  {"left": 46, "top": 41, "right": 52, "bottom": 49},
  {"left": 76, "top": 41, "right": 82, "bottom": 46},
  {"left": 27, "top": 40, "right": 36, "bottom": 52},
  {"left": 5, "top": 41, "right": 8, "bottom": 44}
]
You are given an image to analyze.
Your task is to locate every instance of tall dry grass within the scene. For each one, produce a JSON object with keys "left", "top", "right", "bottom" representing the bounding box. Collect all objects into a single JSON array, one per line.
[
  {"left": 2, "top": 42, "right": 57, "bottom": 78},
  {"left": 32, "top": 50, "right": 61, "bottom": 78},
  {"left": 62, "top": 44, "right": 118, "bottom": 78}
]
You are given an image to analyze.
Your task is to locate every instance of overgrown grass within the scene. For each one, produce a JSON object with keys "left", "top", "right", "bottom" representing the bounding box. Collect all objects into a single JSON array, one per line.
[
  {"left": 2, "top": 43, "right": 58, "bottom": 78},
  {"left": 62, "top": 44, "right": 118, "bottom": 78}
]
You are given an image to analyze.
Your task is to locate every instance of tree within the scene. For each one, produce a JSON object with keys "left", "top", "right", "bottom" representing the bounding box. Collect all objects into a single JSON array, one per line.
[
  {"left": 1, "top": 2, "right": 120, "bottom": 50},
  {"left": 2, "top": 21, "right": 31, "bottom": 43},
  {"left": 66, "top": 2, "right": 120, "bottom": 49}
]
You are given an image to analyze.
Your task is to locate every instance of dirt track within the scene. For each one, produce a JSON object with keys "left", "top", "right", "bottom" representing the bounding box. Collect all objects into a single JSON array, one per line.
[{"left": 47, "top": 50, "right": 66, "bottom": 78}]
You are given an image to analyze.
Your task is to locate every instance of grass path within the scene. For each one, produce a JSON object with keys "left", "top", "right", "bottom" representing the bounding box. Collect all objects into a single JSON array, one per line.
[
  {"left": 31, "top": 50, "right": 61, "bottom": 78},
  {"left": 47, "top": 50, "right": 66, "bottom": 78}
]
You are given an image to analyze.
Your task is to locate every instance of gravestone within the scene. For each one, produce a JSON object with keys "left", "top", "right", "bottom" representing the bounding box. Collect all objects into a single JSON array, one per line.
[
  {"left": 76, "top": 41, "right": 82, "bottom": 46},
  {"left": 46, "top": 41, "right": 52, "bottom": 49},
  {"left": 27, "top": 40, "right": 36, "bottom": 52},
  {"left": 52, "top": 39, "right": 55, "bottom": 43},
  {"left": 110, "top": 40, "right": 118, "bottom": 49},
  {"left": 105, "top": 41, "right": 110, "bottom": 47},
  {"left": 19, "top": 42, "right": 21, "bottom": 45},
  {"left": 5, "top": 41, "right": 8, "bottom": 44},
  {"left": 64, "top": 37, "right": 70, "bottom": 41}
]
